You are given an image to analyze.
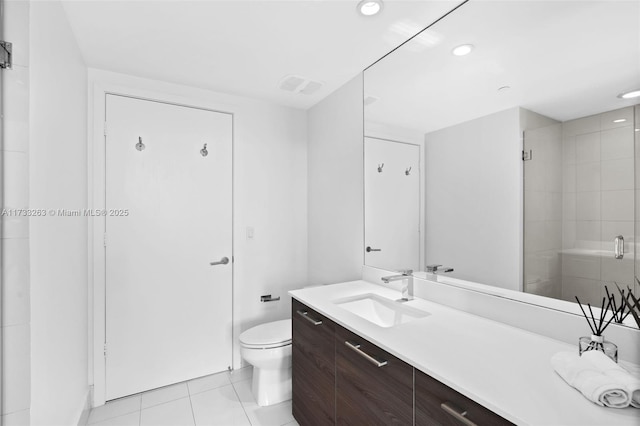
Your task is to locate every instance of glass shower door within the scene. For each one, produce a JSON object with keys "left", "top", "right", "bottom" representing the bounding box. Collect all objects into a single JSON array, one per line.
[{"left": 524, "top": 105, "right": 637, "bottom": 307}]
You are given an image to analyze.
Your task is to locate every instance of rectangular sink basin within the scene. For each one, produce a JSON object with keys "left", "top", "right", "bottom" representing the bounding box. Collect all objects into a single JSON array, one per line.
[{"left": 333, "top": 293, "right": 430, "bottom": 328}]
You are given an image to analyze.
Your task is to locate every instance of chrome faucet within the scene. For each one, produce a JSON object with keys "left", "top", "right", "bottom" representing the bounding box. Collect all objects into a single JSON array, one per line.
[
  {"left": 381, "top": 269, "right": 413, "bottom": 301},
  {"left": 426, "top": 264, "right": 454, "bottom": 274}
]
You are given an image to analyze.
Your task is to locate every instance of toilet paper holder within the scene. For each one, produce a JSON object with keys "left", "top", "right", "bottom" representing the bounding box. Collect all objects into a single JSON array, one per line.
[{"left": 261, "top": 294, "right": 280, "bottom": 302}]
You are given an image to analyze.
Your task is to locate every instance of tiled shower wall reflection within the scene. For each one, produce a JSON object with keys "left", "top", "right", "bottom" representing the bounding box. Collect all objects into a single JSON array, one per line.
[
  {"left": 1, "top": 0, "right": 31, "bottom": 424},
  {"left": 525, "top": 105, "right": 638, "bottom": 305},
  {"left": 561, "top": 106, "right": 636, "bottom": 305}
]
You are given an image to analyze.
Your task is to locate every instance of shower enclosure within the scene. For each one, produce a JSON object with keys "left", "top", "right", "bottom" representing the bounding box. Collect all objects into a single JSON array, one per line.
[{"left": 523, "top": 105, "right": 639, "bottom": 306}]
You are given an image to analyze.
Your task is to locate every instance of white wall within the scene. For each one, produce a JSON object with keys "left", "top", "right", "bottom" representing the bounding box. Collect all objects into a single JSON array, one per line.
[
  {"left": 307, "top": 75, "right": 364, "bottom": 286},
  {"left": 29, "top": 0, "right": 89, "bottom": 424},
  {"left": 2, "top": 0, "right": 31, "bottom": 424},
  {"left": 425, "top": 107, "right": 521, "bottom": 291},
  {"left": 86, "top": 69, "right": 308, "bottom": 400}
]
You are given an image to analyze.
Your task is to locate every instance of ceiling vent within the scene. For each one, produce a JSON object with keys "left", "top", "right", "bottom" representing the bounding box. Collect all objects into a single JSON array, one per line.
[{"left": 279, "top": 75, "right": 323, "bottom": 95}]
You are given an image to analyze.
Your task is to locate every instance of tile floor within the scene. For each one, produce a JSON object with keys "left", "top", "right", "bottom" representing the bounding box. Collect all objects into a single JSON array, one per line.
[{"left": 86, "top": 367, "right": 299, "bottom": 426}]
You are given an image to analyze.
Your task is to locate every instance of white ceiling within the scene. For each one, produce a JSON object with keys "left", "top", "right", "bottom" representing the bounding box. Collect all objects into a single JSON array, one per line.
[
  {"left": 365, "top": 0, "right": 640, "bottom": 134},
  {"left": 61, "top": 0, "right": 462, "bottom": 109}
]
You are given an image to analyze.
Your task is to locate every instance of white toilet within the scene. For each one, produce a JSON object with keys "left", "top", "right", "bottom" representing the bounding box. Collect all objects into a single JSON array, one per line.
[{"left": 239, "top": 319, "right": 292, "bottom": 407}]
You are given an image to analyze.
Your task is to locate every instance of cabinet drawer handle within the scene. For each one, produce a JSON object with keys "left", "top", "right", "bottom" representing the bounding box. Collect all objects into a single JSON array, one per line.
[
  {"left": 296, "top": 310, "right": 322, "bottom": 326},
  {"left": 344, "top": 340, "right": 388, "bottom": 367},
  {"left": 440, "top": 402, "right": 477, "bottom": 426}
]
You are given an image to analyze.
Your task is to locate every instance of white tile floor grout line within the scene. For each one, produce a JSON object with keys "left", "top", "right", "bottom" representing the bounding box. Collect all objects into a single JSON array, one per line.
[
  {"left": 229, "top": 379, "right": 253, "bottom": 425},
  {"left": 185, "top": 376, "right": 197, "bottom": 426}
]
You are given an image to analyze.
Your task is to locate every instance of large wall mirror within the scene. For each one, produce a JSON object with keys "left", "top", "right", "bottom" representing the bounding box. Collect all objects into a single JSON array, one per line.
[{"left": 364, "top": 0, "right": 640, "bottom": 319}]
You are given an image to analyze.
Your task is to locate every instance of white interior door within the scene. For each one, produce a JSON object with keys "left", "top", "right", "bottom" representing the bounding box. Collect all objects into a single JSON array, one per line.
[
  {"left": 105, "top": 95, "right": 233, "bottom": 400},
  {"left": 364, "top": 137, "right": 421, "bottom": 271}
]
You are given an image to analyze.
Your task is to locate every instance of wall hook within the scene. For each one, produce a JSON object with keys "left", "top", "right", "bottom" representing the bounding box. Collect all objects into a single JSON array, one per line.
[
  {"left": 135, "top": 137, "right": 145, "bottom": 151},
  {"left": 200, "top": 143, "right": 208, "bottom": 157},
  {"left": 405, "top": 167, "right": 412, "bottom": 176},
  {"left": 378, "top": 163, "right": 384, "bottom": 173}
]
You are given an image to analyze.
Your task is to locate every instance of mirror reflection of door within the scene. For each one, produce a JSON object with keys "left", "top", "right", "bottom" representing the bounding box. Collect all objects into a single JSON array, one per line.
[{"left": 364, "top": 137, "right": 420, "bottom": 271}]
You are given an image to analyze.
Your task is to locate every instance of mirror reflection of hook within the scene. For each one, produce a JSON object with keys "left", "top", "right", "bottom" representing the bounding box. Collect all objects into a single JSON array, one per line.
[
  {"left": 200, "top": 143, "right": 208, "bottom": 157},
  {"left": 378, "top": 163, "right": 384, "bottom": 173},
  {"left": 135, "top": 136, "right": 146, "bottom": 152},
  {"left": 405, "top": 167, "right": 412, "bottom": 176}
]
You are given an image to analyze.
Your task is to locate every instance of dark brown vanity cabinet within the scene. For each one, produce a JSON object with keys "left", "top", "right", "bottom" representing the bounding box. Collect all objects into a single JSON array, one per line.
[
  {"left": 292, "top": 299, "right": 336, "bottom": 426},
  {"left": 335, "top": 326, "right": 414, "bottom": 425},
  {"left": 415, "top": 369, "right": 513, "bottom": 426},
  {"left": 292, "top": 298, "right": 512, "bottom": 426}
]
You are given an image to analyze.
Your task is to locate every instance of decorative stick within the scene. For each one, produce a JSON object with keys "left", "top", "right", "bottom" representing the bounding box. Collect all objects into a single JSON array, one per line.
[
  {"left": 587, "top": 303, "right": 597, "bottom": 334},
  {"left": 576, "top": 296, "right": 596, "bottom": 334}
]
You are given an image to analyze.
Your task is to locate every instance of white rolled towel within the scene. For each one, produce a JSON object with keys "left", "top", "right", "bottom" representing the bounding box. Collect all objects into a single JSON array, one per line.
[
  {"left": 581, "top": 350, "right": 640, "bottom": 408},
  {"left": 551, "top": 351, "right": 631, "bottom": 408}
]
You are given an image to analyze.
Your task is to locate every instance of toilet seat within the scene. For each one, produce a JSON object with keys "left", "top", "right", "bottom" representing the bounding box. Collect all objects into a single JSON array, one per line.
[{"left": 239, "top": 319, "right": 291, "bottom": 349}]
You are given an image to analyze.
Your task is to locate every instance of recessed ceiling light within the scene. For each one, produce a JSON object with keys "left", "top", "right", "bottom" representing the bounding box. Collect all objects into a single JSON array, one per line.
[
  {"left": 358, "top": 0, "right": 383, "bottom": 17},
  {"left": 452, "top": 44, "right": 474, "bottom": 56},
  {"left": 613, "top": 119, "right": 627, "bottom": 123},
  {"left": 618, "top": 89, "right": 640, "bottom": 99}
]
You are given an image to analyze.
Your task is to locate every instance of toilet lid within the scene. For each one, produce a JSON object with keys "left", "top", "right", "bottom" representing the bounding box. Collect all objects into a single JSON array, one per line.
[{"left": 239, "top": 319, "right": 291, "bottom": 348}]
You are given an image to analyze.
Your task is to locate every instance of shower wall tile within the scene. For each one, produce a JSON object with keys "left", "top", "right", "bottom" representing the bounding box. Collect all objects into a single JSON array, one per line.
[
  {"left": 576, "top": 132, "right": 600, "bottom": 163},
  {"left": 562, "top": 136, "right": 576, "bottom": 165},
  {"left": 562, "top": 220, "right": 576, "bottom": 248},
  {"left": 563, "top": 192, "right": 576, "bottom": 221},
  {"left": 525, "top": 191, "right": 545, "bottom": 221},
  {"left": 563, "top": 115, "right": 600, "bottom": 137},
  {"left": 1, "top": 214, "right": 29, "bottom": 239},
  {"left": 600, "top": 106, "right": 634, "bottom": 130},
  {"left": 547, "top": 192, "right": 563, "bottom": 221},
  {"left": 524, "top": 220, "right": 546, "bottom": 253},
  {"left": 562, "top": 164, "right": 576, "bottom": 192},
  {"left": 3, "top": 151, "right": 29, "bottom": 208},
  {"left": 601, "top": 158, "right": 634, "bottom": 190},
  {"left": 576, "top": 162, "right": 600, "bottom": 192},
  {"left": 576, "top": 220, "right": 600, "bottom": 247},
  {"left": 2, "top": 64, "right": 29, "bottom": 153},
  {"left": 576, "top": 192, "right": 600, "bottom": 221},
  {"left": 601, "top": 126, "right": 634, "bottom": 160},
  {"left": 1, "top": 238, "right": 30, "bottom": 327},
  {"left": 1, "top": 324, "right": 31, "bottom": 414},
  {"left": 545, "top": 221, "right": 563, "bottom": 251},
  {"left": 601, "top": 190, "right": 634, "bottom": 221}
]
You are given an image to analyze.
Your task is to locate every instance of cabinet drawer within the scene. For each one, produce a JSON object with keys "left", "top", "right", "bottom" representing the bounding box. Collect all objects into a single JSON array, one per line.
[
  {"left": 415, "top": 369, "right": 513, "bottom": 426},
  {"left": 335, "top": 326, "right": 413, "bottom": 425},
  {"left": 292, "top": 299, "right": 336, "bottom": 426}
]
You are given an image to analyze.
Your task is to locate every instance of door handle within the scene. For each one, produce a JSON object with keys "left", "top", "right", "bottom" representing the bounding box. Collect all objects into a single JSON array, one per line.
[
  {"left": 614, "top": 235, "right": 624, "bottom": 259},
  {"left": 210, "top": 256, "right": 229, "bottom": 266},
  {"left": 366, "top": 246, "right": 381, "bottom": 253}
]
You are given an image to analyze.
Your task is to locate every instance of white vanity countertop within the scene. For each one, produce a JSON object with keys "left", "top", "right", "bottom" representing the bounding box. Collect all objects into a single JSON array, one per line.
[{"left": 289, "top": 280, "right": 640, "bottom": 426}]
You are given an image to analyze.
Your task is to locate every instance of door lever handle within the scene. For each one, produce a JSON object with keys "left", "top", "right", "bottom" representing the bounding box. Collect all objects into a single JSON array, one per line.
[
  {"left": 366, "top": 246, "right": 381, "bottom": 253},
  {"left": 210, "top": 256, "right": 229, "bottom": 266}
]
